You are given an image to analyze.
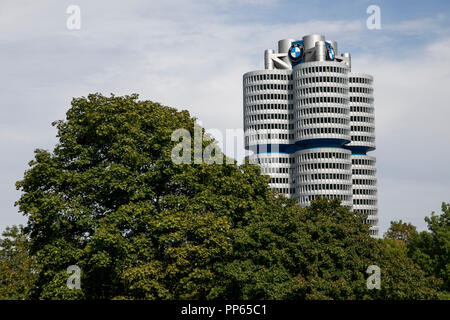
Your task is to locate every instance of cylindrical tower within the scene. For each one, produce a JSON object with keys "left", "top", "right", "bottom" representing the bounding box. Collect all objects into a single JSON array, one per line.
[
  {"left": 294, "top": 147, "right": 353, "bottom": 207},
  {"left": 347, "top": 73, "right": 378, "bottom": 236},
  {"left": 243, "top": 69, "right": 293, "bottom": 151},
  {"left": 293, "top": 61, "right": 351, "bottom": 146},
  {"left": 291, "top": 60, "right": 352, "bottom": 207},
  {"left": 243, "top": 69, "right": 294, "bottom": 195},
  {"left": 351, "top": 154, "right": 378, "bottom": 236},
  {"left": 347, "top": 73, "right": 375, "bottom": 152},
  {"left": 247, "top": 152, "right": 294, "bottom": 197},
  {"left": 243, "top": 35, "right": 379, "bottom": 236}
]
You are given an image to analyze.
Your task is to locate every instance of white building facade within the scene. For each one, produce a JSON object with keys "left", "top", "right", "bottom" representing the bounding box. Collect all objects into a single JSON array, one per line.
[{"left": 243, "top": 34, "right": 378, "bottom": 236}]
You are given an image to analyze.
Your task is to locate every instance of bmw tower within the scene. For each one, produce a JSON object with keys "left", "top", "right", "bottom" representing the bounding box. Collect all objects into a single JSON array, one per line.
[{"left": 243, "top": 34, "right": 378, "bottom": 236}]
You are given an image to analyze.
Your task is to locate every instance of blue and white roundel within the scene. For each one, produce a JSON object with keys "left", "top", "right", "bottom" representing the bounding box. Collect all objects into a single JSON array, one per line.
[
  {"left": 288, "top": 43, "right": 303, "bottom": 62},
  {"left": 327, "top": 47, "right": 335, "bottom": 60},
  {"left": 290, "top": 46, "right": 301, "bottom": 59}
]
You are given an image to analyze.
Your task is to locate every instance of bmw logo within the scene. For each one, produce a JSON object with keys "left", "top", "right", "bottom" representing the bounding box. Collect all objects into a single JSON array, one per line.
[
  {"left": 288, "top": 43, "right": 303, "bottom": 62},
  {"left": 327, "top": 46, "right": 335, "bottom": 61}
]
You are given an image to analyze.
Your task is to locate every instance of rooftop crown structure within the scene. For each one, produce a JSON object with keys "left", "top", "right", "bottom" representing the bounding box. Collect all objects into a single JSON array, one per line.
[{"left": 243, "top": 34, "right": 378, "bottom": 236}]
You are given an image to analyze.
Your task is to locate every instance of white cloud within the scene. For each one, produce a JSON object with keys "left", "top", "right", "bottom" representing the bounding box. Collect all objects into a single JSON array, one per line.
[
  {"left": 0, "top": 127, "right": 38, "bottom": 143},
  {"left": 384, "top": 14, "right": 448, "bottom": 35}
]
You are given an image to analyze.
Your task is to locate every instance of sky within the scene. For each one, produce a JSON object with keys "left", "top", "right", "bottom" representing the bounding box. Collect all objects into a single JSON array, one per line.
[{"left": 1, "top": 0, "right": 449, "bottom": 235}]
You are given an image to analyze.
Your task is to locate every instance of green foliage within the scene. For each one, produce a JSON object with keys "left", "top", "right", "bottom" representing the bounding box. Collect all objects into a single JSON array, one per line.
[
  {"left": 372, "top": 239, "right": 440, "bottom": 299},
  {"left": 15, "top": 93, "right": 274, "bottom": 299},
  {"left": 0, "top": 225, "right": 38, "bottom": 299},
  {"left": 215, "top": 197, "right": 439, "bottom": 300},
  {"left": 382, "top": 205, "right": 449, "bottom": 299},
  {"left": 14, "top": 93, "right": 444, "bottom": 300},
  {"left": 408, "top": 203, "right": 450, "bottom": 295},
  {"left": 214, "top": 197, "right": 376, "bottom": 299},
  {"left": 384, "top": 220, "right": 417, "bottom": 242}
]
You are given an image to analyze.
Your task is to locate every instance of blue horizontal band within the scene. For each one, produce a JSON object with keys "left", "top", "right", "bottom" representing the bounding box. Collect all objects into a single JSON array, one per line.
[
  {"left": 343, "top": 146, "right": 375, "bottom": 155},
  {"left": 248, "top": 138, "right": 353, "bottom": 154}
]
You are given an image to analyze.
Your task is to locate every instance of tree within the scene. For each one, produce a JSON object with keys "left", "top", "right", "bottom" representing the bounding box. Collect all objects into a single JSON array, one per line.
[
  {"left": 408, "top": 203, "right": 450, "bottom": 297},
  {"left": 384, "top": 220, "right": 417, "bottom": 242},
  {"left": 15, "top": 93, "right": 442, "bottom": 300},
  {"left": 212, "top": 196, "right": 375, "bottom": 299},
  {"left": 214, "top": 196, "right": 439, "bottom": 300},
  {"left": 15, "top": 93, "right": 276, "bottom": 299},
  {"left": 0, "top": 225, "right": 38, "bottom": 299},
  {"left": 373, "top": 238, "right": 440, "bottom": 300}
]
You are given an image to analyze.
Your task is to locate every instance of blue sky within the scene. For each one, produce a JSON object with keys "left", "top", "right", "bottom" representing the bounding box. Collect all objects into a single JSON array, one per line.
[{"left": 1, "top": 0, "right": 449, "bottom": 235}]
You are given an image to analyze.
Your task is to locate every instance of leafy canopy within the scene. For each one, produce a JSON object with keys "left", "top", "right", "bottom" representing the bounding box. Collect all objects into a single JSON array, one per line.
[
  {"left": 15, "top": 93, "right": 275, "bottom": 299},
  {"left": 13, "top": 93, "right": 441, "bottom": 300},
  {"left": 0, "top": 225, "right": 38, "bottom": 300},
  {"left": 384, "top": 220, "right": 417, "bottom": 242},
  {"left": 408, "top": 203, "right": 450, "bottom": 295}
]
